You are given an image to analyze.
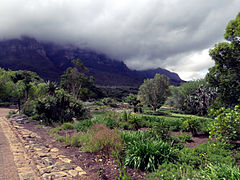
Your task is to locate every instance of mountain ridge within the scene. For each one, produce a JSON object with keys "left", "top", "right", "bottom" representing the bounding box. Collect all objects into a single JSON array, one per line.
[{"left": 0, "top": 37, "right": 184, "bottom": 87}]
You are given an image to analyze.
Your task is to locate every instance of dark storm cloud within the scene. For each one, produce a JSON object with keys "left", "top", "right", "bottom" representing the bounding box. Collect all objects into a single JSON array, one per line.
[{"left": 0, "top": 0, "right": 239, "bottom": 80}]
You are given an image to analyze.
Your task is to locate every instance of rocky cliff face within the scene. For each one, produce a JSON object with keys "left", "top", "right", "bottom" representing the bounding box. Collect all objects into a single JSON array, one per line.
[{"left": 0, "top": 37, "right": 184, "bottom": 86}]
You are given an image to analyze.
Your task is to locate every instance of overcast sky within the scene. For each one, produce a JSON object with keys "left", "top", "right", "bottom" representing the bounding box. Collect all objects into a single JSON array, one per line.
[{"left": 0, "top": 0, "right": 239, "bottom": 80}]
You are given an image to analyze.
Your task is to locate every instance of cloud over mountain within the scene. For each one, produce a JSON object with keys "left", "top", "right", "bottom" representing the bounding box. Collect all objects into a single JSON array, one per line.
[{"left": 0, "top": 0, "right": 239, "bottom": 80}]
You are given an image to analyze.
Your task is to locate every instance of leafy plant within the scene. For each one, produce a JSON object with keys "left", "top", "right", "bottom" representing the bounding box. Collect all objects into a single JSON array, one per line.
[
  {"left": 146, "top": 162, "right": 202, "bottom": 180},
  {"left": 200, "top": 163, "right": 240, "bottom": 180},
  {"left": 122, "top": 131, "right": 176, "bottom": 171},
  {"left": 209, "top": 105, "right": 240, "bottom": 141},
  {"left": 182, "top": 116, "right": 200, "bottom": 136},
  {"left": 179, "top": 143, "right": 234, "bottom": 168},
  {"left": 152, "top": 120, "right": 170, "bottom": 140},
  {"left": 72, "top": 124, "right": 123, "bottom": 157},
  {"left": 177, "top": 134, "right": 192, "bottom": 143},
  {"left": 74, "top": 119, "right": 93, "bottom": 132},
  {"left": 35, "top": 90, "right": 89, "bottom": 125}
]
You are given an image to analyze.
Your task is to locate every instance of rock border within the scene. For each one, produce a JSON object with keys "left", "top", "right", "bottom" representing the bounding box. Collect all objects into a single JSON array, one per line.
[{"left": 4, "top": 115, "right": 87, "bottom": 180}]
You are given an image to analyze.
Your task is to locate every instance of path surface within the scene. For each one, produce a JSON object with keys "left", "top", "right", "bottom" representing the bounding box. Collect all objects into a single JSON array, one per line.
[{"left": 0, "top": 108, "right": 19, "bottom": 180}]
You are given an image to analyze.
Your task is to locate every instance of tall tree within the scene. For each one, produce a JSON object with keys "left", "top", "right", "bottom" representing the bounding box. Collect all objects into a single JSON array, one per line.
[
  {"left": 61, "top": 59, "right": 96, "bottom": 100},
  {"left": 138, "top": 74, "right": 170, "bottom": 111},
  {"left": 207, "top": 13, "right": 240, "bottom": 107}
]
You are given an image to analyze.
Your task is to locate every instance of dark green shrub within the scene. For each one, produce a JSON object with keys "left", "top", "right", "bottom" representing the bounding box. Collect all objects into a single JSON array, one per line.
[
  {"left": 144, "top": 110, "right": 170, "bottom": 116},
  {"left": 182, "top": 116, "right": 200, "bottom": 136},
  {"left": 122, "top": 131, "right": 176, "bottom": 171},
  {"left": 128, "top": 114, "right": 141, "bottom": 130},
  {"left": 152, "top": 120, "right": 170, "bottom": 140},
  {"left": 35, "top": 90, "right": 89, "bottom": 125},
  {"left": 101, "top": 97, "right": 118, "bottom": 107},
  {"left": 21, "top": 100, "right": 37, "bottom": 117},
  {"left": 177, "top": 133, "right": 192, "bottom": 143},
  {"left": 167, "top": 118, "right": 185, "bottom": 131},
  {"left": 179, "top": 143, "right": 234, "bottom": 168},
  {"left": 121, "top": 111, "right": 131, "bottom": 122},
  {"left": 74, "top": 119, "right": 93, "bottom": 132},
  {"left": 119, "top": 122, "right": 133, "bottom": 130},
  {"left": 209, "top": 105, "right": 240, "bottom": 141},
  {"left": 105, "top": 113, "right": 119, "bottom": 129}
]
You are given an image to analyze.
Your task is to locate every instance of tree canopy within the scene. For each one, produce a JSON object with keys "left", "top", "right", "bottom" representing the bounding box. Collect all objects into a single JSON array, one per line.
[
  {"left": 60, "top": 59, "right": 99, "bottom": 100},
  {"left": 138, "top": 74, "right": 170, "bottom": 110},
  {"left": 207, "top": 13, "right": 240, "bottom": 107}
]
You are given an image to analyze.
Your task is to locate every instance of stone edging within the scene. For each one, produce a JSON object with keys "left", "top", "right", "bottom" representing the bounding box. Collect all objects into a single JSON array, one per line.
[
  {"left": 3, "top": 117, "right": 87, "bottom": 180},
  {"left": 0, "top": 117, "right": 40, "bottom": 180}
]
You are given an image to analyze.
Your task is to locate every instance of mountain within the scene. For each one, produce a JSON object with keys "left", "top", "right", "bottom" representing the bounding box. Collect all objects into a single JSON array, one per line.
[{"left": 0, "top": 37, "right": 184, "bottom": 87}]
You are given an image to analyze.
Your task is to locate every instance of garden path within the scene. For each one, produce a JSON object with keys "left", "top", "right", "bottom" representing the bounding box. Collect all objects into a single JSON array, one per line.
[{"left": 0, "top": 108, "right": 19, "bottom": 180}]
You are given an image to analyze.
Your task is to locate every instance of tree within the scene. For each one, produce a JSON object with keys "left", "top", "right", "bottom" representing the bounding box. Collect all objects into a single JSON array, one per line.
[
  {"left": 124, "top": 94, "right": 141, "bottom": 112},
  {"left": 11, "top": 70, "right": 42, "bottom": 100},
  {"left": 165, "top": 79, "right": 206, "bottom": 111},
  {"left": 60, "top": 59, "right": 97, "bottom": 100},
  {"left": 207, "top": 13, "right": 240, "bottom": 107},
  {"left": 138, "top": 74, "right": 170, "bottom": 111}
]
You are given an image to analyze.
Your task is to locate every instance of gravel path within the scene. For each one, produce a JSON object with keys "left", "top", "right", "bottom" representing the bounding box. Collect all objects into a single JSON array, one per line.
[{"left": 0, "top": 108, "right": 19, "bottom": 180}]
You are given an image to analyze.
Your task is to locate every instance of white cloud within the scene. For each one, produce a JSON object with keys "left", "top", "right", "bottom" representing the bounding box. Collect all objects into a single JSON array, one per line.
[{"left": 0, "top": 0, "right": 239, "bottom": 80}]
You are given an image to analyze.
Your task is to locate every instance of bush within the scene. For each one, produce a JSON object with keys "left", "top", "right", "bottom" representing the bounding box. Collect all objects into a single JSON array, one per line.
[
  {"left": 179, "top": 143, "right": 234, "bottom": 168},
  {"left": 74, "top": 119, "right": 93, "bottom": 132},
  {"left": 146, "top": 162, "right": 202, "bottom": 180},
  {"left": 200, "top": 163, "right": 240, "bottom": 180},
  {"left": 101, "top": 97, "right": 118, "bottom": 107},
  {"left": 122, "top": 131, "right": 177, "bottom": 171},
  {"left": 167, "top": 118, "right": 185, "bottom": 131},
  {"left": 177, "top": 134, "right": 192, "bottom": 143},
  {"left": 151, "top": 120, "right": 170, "bottom": 140},
  {"left": 61, "top": 122, "right": 74, "bottom": 130},
  {"left": 209, "top": 105, "right": 240, "bottom": 141},
  {"left": 182, "top": 116, "right": 200, "bottom": 136},
  {"left": 21, "top": 100, "right": 37, "bottom": 117},
  {"left": 35, "top": 90, "right": 89, "bottom": 125},
  {"left": 105, "top": 113, "right": 119, "bottom": 129},
  {"left": 72, "top": 124, "right": 123, "bottom": 156}
]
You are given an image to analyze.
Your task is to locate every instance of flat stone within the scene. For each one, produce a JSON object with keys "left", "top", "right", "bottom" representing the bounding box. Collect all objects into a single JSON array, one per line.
[
  {"left": 68, "top": 170, "right": 78, "bottom": 177},
  {"left": 50, "top": 148, "right": 59, "bottom": 152},
  {"left": 78, "top": 171, "right": 87, "bottom": 176},
  {"left": 39, "top": 166, "right": 58, "bottom": 175},
  {"left": 59, "top": 157, "right": 71, "bottom": 164},
  {"left": 50, "top": 172, "right": 68, "bottom": 178},
  {"left": 55, "top": 161, "right": 66, "bottom": 167},
  {"left": 58, "top": 164, "right": 74, "bottom": 171},
  {"left": 75, "top": 166, "right": 84, "bottom": 172},
  {"left": 42, "top": 173, "right": 55, "bottom": 180},
  {"left": 36, "top": 151, "right": 49, "bottom": 158},
  {"left": 42, "top": 157, "right": 55, "bottom": 166}
]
